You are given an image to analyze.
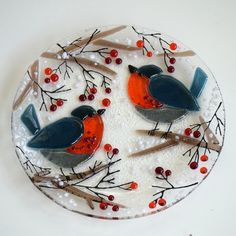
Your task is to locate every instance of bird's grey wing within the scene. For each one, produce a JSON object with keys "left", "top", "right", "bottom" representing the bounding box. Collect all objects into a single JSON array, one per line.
[
  {"left": 28, "top": 117, "right": 84, "bottom": 149},
  {"left": 135, "top": 106, "right": 188, "bottom": 123},
  {"left": 40, "top": 149, "right": 91, "bottom": 168},
  {"left": 148, "top": 74, "right": 200, "bottom": 111}
]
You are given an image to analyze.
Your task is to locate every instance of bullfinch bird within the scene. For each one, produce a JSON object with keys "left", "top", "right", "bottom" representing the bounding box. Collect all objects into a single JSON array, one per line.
[
  {"left": 127, "top": 64, "right": 207, "bottom": 136},
  {"left": 21, "top": 104, "right": 105, "bottom": 168}
]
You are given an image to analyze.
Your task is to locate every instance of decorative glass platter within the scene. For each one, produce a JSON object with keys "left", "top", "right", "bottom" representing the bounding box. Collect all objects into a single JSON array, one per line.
[{"left": 11, "top": 25, "right": 225, "bottom": 219}]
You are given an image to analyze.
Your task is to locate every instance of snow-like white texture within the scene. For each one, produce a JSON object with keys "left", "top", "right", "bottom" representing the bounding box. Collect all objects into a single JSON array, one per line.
[{"left": 11, "top": 25, "right": 225, "bottom": 219}]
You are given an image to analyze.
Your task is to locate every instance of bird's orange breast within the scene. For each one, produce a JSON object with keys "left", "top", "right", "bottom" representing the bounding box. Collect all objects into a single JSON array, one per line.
[
  {"left": 128, "top": 73, "right": 162, "bottom": 108},
  {"left": 66, "top": 115, "right": 104, "bottom": 155}
]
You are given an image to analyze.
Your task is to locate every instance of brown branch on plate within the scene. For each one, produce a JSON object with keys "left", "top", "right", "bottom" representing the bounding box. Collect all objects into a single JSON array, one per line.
[
  {"left": 41, "top": 51, "right": 117, "bottom": 76},
  {"left": 199, "top": 115, "right": 219, "bottom": 144},
  {"left": 32, "top": 162, "right": 111, "bottom": 183},
  {"left": 50, "top": 180, "right": 125, "bottom": 210},
  {"left": 136, "top": 129, "right": 221, "bottom": 152},
  {"left": 93, "top": 39, "right": 141, "bottom": 51},
  {"left": 57, "top": 25, "right": 127, "bottom": 54},
  {"left": 30, "top": 60, "right": 39, "bottom": 97},
  {"left": 13, "top": 60, "right": 40, "bottom": 110},
  {"left": 130, "top": 120, "right": 221, "bottom": 158},
  {"left": 129, "top": 139, "right": 179, "bottom": 157},
  {"left": 13, "top": 80, "right": 34, "bottom": 110},
  {"left": 157, "top": 50, "right": 196, "bottom": 57}
]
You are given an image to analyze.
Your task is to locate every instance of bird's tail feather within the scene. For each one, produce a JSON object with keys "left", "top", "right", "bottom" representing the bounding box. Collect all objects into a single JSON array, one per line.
[
  {"left": 21, "top": 104, "right": 41, "bottom": 135},
  {"left": 190, "top": 67, "right": 208, "bottom": 98}
]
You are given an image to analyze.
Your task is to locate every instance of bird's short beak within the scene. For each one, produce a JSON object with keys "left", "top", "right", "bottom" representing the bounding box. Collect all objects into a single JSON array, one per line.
[
  {"left": 97, "top": 109, "right": 106, "bottom": 116},
  {"left": 128, "top": 65, "right": 138, "bottom": 74}
]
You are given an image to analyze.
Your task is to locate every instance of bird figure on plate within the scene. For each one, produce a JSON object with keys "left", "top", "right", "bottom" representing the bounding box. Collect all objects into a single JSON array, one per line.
[
  {"left": 127, "top": 64, "right": 208, "bottom": 137},
  {"left": 21, "top": 104, "right": 105, "bottom": 168}
]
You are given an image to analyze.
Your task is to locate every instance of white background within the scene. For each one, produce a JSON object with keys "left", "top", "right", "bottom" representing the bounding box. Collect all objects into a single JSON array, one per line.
[{"left": 0, "top": 0, "right": 235, "bottom": 235}]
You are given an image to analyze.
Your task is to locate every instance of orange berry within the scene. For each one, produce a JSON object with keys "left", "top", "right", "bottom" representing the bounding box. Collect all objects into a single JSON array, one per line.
[
  {"left": 169, "top": 42, "right": 177, "bottom": 50},
  {"left": 149, "top": 201, "right": 156, "bottom": 209},
  {"left": 44, "top": 67, "right": 53, "bottom": 75},
  {"left": 130, "top": 182, "right": 138, "bottom": 190},
  {"left": 158, "top": 198, "right": 166, "bottom": 206},
  {"left": 136, "top": 40, "right": 144, "bottom": 48},
  {"left": 146, "top": 51, "right": 153, "bottom": 57},
  {"left": 200, "top": 167, "right": 208, "bottom": 174},
  {"left": 104, "top": 143, "right": 112, "bottom": 152},
  {"left": 200, "top": 154, "right": 208, "bottom": 162}
]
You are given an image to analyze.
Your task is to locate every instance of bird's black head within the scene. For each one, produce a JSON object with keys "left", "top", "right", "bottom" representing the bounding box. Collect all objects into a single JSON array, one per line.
[
  {"left": 128, "top": 64, "right": 163, "bottom": 79},
  {"left": 71, "top": 105, "right": 105, "bottom": 120}
]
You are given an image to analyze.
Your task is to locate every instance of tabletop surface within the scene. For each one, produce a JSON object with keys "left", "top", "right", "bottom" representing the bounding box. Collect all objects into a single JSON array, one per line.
[{"left": 0, "top": 0, "right": 235, "bottom": 235}]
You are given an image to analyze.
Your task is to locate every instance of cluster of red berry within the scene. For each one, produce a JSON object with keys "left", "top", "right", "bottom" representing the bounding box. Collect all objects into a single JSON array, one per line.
[
  {"left": 184, "top": 127, "right": 201, "bottom": 138},
  {"left": 148, "top": 166, "right": 170, "bottom": 209},
  {"left": 136, "top": 40, "right": 177, "bottom": 73},
  {"left": 44, "top": 67, "right": 59, "bottom": 84},
  {"left": 103, "top": 143, "right": 119, "bottom": 154},
  {"left": 99, "top": 197, "right": 120, "bottom": 212},
  {"left": 136, "top": 40, "right": 153, "bottom": 57},
  {"left": 105, "top": 49, "right": 122, "bottom": 65},
  {"left": 49, "top": 99, "right": 64, "bottom": 112},
  {"left": 184, "top": 127, "right": 208, "bottom": 173},
  {"left": 79, "top": 88, "right": 97, "bottom": 102},
  {"left": 79, "top": 87, "right": 111, "bottom": 107},
  {"left": 189, "top": 155, "right": 208, "bottom": 174}
]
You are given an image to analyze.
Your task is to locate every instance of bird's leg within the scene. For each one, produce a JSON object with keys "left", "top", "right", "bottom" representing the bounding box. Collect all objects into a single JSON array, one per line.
[
  {"left": 161, "top": 122, "right": 173, "bottom": 139},
  {"left": 148, "top": 122, "right": 159, "bottom": 136}
]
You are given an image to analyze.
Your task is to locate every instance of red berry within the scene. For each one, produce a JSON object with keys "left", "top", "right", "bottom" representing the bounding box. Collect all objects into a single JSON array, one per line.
[
  {"left": 169, "top": 57, "right": 176, "bottom": 64},
  {"left": 190, "top": 162, "right": 198, "bottom": 169},
  {"left": 88, "top": 94, "right": 95, "bottom": 101},
  {"left": 44, "top": 77, "right": 50, "bottom": 83},
  {"left": 112, "top": 205, "right": 119, "bottom": 212},
  {"left": 50, "top": 73, "right": 59, "bottom": 82},
  {"left": 104, "top": 144, "right": 112, "bottom": 152},
  {"left": 108, "top": 195, "right": 114, "bottom": 201},
  {"left": 130, "top": 182, "right": 138, "bottom": 190},
  {"left": 149, "top": 201, "right": 156, "bottom": 209},
  {"left": 112, "top": 148, "right": 119, "bottom": 155},
  {"left": 102, "top": 98, "right": 111, "bottom": 107},
  {"left": 146, "top": 51, "right": 153, "bottom": 57},
  {"left": 79, "top": 94, "right": 86, "bottom": 101},
  {"left": 115, "top": 58, "right": 122, "bottom": 65},
  {"left": 99, "top": 202, "right": 108, "bottom": 210},
  {"left": 56, "top": 99, "right": 63, "bottom": 106},
  {"left": 169, "top": 42, "right": 177, "bottom": 50},
  {"left": 155, "top": 166, "right": 164, "bottom": 175},
  {"left": 105, "top": 57, "right": 112, "bottom": 64},
  {"left": 200, "top": 154, "right": 208, "bottom": 162},
  {"left": 200, "top": 167, "right": 208, "bottom": 174},
  {"left": 44, "top": 67, "right": 53, "bottom": 75},
  {"left": 90, "top": 87, "right": 97, "bottom": 94},
  {"left": 105, "top": 87, "right": 111, "bottom": 94},
  {"left": 184, "top": 128, "right": 192, "bottom": 136},
  {"left": 165, "top": 169, "right": 172, "bottom": 177},
  {"left": 193, "top": 130, "right": 201, "bottom": 138},
  {"left": 110, "top": 49, "right": 118, "bottom": 57},
  {"left": 50, "top": 104, "right": 57, "bottom": 112},
  {"left": 158, "top": 198, "right": 166, "bottom": 206},
  {"left": 136, "top": 40, "right": 144, "bottom": 48},
  {"left": 167, "top": 66, "right": 175, "bottom": 73}
]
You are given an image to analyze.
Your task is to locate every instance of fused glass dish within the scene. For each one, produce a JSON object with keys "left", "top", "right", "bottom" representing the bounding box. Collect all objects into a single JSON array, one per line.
[{"left": 11, "top": 25, "right": 225, "bottom": 219}]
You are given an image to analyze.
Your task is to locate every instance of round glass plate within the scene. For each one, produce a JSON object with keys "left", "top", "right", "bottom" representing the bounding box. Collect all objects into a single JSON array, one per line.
[{"left": 11, "top": 25, "right": 225, "bottom": 219}]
